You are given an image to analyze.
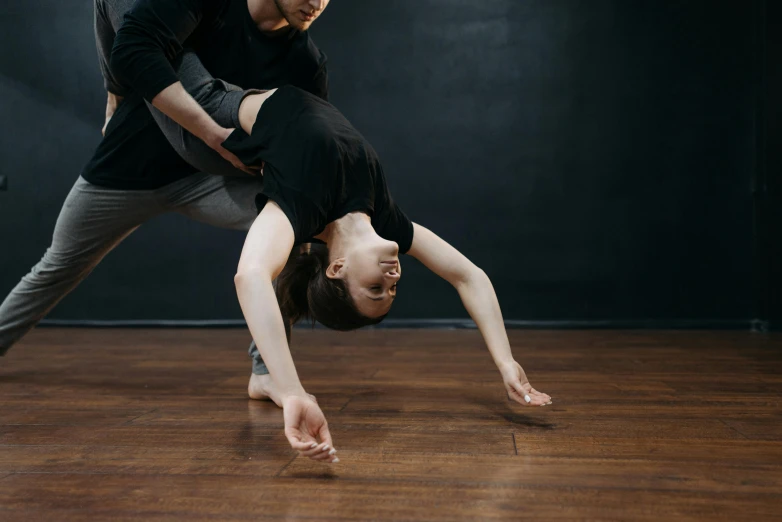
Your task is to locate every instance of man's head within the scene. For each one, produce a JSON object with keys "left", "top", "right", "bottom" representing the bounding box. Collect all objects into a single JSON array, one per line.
[{"left": 272, "top": 0, "right": 330, "bottom": 31}]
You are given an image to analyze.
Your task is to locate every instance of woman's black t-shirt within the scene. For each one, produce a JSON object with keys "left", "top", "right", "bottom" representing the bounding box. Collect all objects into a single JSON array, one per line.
[{"left": 222, "top": 86, "right": 414, "bottom": 253}]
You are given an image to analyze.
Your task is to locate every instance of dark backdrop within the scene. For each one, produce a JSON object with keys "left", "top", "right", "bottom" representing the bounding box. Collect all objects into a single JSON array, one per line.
[
  {"left": 760, "top": 0, "right": 781, "bottom": 330},
  {"left": 0, "top": 0, "right": 768, "bottom": 326}
]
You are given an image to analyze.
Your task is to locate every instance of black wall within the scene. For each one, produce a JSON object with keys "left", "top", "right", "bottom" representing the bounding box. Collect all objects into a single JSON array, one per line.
[
  {"left": 0, "top": 1, "right": 766, "bottom": 325},
  {"left": 760, "top": 0, "right": 782, "bottom": 329}
]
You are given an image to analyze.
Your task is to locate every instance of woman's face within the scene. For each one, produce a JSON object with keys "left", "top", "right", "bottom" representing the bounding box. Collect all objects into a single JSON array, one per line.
[{"left": 329, "top": 237, "right": 401, "bottom": 318}]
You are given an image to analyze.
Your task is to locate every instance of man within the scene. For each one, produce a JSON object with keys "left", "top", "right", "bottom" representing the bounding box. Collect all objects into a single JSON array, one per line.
[{"left": 0, "top": 0, "right": 330, "bottom": 372}]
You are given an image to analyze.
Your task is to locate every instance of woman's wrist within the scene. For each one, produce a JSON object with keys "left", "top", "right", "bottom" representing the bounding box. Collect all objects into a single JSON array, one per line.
[
  {"left": 277, "top": 381, "right": 309, "bottom": 402},
  {"left": 280, "top": 389, "right": 313, "bottom": 406}
]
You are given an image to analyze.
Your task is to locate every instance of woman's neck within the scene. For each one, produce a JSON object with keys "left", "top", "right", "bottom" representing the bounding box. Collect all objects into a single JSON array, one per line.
[{"left": 316, "top": 212, "right": 375, "bottom": 257}]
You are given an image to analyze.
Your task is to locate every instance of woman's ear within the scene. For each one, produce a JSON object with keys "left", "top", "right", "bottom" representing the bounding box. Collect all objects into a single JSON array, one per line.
[{"left": 325, "top": 258, "right": 346, "bottom": 280}]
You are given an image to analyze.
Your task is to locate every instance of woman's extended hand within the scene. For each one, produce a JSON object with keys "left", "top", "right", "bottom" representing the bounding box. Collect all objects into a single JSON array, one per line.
[
  {"left": 282, "top": 395, "right": 339, "bottom": 463},
  {"left": 499, "top": 360, "right": 552, "bottom": 406}
]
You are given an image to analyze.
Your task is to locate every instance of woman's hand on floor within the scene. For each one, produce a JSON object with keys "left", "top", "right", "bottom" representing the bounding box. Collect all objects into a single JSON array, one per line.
[
  {"left": 282, "top": 394, "right": 339, "bottom": 463},
  {"left": 499, "top": 360, "right": 552, "bottom": 406}
]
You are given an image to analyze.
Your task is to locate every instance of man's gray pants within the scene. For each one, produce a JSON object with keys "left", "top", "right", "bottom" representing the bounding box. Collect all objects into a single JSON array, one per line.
[{"left": 0, "top": 175, "right": 269, "bottom": 375}]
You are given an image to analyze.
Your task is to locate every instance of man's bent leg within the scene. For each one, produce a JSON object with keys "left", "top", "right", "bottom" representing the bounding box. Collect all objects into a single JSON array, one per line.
[
  {"left": 0, "top": 177, "right": 160, "bottom": 354},
  {"left": 164, "top": 173, "right": 263, "bottom": 231}
]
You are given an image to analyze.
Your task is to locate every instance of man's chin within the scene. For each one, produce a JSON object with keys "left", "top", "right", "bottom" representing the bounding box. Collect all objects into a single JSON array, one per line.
[
  {"left": 282, "top": 12, "right": 313, "bottom": 31},
  {"left": 290, "top": 20, "right": 312, "bottom": 31}
]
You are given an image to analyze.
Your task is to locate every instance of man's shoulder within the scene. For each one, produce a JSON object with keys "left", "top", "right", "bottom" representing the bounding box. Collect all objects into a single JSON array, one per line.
[{"left": 292, "top": 30, "right": 328, "bottom": 66}]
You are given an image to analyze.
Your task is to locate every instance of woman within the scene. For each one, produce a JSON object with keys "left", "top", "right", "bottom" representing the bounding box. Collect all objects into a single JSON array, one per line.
[{"left": 224, "top": 86, "right": 552, "bottom": 464}]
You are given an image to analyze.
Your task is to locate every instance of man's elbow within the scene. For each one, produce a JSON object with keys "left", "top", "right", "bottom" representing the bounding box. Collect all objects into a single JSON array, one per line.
[
  {"left": 109, "top": 19, "right": 150, "bottom": 85},
  {"left": 109, "top": 38, "right": 133, "bottom": 85}
]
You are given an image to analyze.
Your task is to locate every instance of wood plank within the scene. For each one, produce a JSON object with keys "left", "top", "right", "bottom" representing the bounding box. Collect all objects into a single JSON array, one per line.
[
  {"left": 1, "top": 328, "right": 780, "bottom": 520},
  {"left": 0, "top": 473, "right": 779, "bottom": 521}
]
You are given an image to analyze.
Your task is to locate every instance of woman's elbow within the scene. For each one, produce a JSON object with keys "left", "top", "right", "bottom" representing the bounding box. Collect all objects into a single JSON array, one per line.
[
  {"left": 234, "top": 266, "right": 268, "bottom": 289},
  {"left": 451, "top": 264, "right": 487, "bottom": 288}
]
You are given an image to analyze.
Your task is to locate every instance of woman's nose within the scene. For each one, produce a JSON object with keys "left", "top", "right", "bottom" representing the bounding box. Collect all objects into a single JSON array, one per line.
[{"left": 385, "top": 270, "right": 400, "bottom": 281}]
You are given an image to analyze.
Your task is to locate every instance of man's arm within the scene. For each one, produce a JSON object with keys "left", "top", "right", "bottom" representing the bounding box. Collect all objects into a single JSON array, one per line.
[
  {"left": 109, "top": 0, "right": 250, "bottom": 170},
  {"left": 94, "top": 0, "right": 128, "bottom": 97},
  {"left": 102, "top": 91, "right": 124, "bottom": 136}
]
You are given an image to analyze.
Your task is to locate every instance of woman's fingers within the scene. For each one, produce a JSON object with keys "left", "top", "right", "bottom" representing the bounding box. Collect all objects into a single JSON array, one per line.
[
  {"left": 288, "top": 437, "right": 339, "bottom": 462},
  {"left": 299, "top": 442, "right": 330, "bottom": 458},
  {"left": 509, "top": 384, "right": 551, "bottom": 406},
  {"left": 288, "top": 438, "right": 317, "bottom": 452},
  {"left": 309, "top": 447, "right": 336, "bottom": 462},
  {"left": 530, "top": 387, "right": 552, "bottom": 404},
  {"left": 508, "top": 386, "right": 530, "bottom": 406},
  {"left": 510, "top": 382, "right": 527, "bottom": 399},
  {"left": 528, "top": 391, "right": 552, "bottom": 406},
  {"left": 318, "top": 422, "right": 334, "bottom": 449},
  {"left": 296, "top": 442, "right": 339, "bottom": 463}
]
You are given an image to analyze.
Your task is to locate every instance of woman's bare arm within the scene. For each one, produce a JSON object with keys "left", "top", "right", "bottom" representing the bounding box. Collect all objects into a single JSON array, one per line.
[
  {"left": 407, "top": 223, "right": 551, "bottom": 407},
  {"left": 234, "top": 202, "right": 338, "bottom": 460},
  {"left": 235, "top": 202, "right": 306, "bottom": 399}
]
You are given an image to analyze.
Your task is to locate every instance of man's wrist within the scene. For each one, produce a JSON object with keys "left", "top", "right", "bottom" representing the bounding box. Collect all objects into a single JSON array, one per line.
[{"left": 203, "top": 124, "right": 231, "bottom": 150}]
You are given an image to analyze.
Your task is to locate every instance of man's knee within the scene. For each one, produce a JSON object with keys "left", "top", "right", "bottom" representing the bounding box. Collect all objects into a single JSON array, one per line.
[{"left": 23, "top": 248, "right": 97, "bottom": 286}]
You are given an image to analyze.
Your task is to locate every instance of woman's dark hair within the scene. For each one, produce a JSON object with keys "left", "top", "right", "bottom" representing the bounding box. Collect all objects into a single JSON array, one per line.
[{"left": 275, "top": 243, "right": 387, "bottom": 341}]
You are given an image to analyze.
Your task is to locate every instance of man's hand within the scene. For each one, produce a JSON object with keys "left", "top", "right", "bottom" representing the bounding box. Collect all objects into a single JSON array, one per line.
[
  {"left": 499, "top": 360, "right": 552, "bottom": 406},
  {"left": 282, "top": 394, "right": 339, "bottom": 463},
  {"left": 102, "top": 92, "right": 124, "bottom": 136},
  {"left": 207, "top": 127, "right": 263, "bottom": 176}
]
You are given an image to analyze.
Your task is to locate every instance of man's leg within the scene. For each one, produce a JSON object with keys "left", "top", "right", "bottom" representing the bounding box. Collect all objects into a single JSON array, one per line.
[
  {"left": 163, "top": 172, "right": 263, "bottom": 231},
  {"left": 0, "top": 177, "right": 161, "bottom": 354}
]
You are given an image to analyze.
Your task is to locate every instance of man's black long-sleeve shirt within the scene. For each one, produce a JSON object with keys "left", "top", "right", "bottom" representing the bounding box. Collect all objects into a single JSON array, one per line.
[{"left": 111, "top": 0, "right": 329, "bottom": 102}]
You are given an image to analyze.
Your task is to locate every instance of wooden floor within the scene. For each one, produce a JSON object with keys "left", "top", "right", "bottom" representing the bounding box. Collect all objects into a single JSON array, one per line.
[{"left": 0, "top": 328, "right": 780, "bottom": 521}]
